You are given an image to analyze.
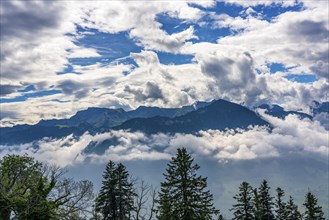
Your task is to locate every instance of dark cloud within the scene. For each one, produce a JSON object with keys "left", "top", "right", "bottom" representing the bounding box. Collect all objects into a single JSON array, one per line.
[
  {"left": 57, "top": 80, "right": 89, "bottom": 99},
  {"left": 313, "top": 112, "right": 329, "bottom": 130},
  {"left": 124, "top": 81, "right": 166, "bottom": 102},
  {"left": 199, "top": 52, "right": 264, "bottom": 106},
  {"left": 288, "top": 20, "right": 329, "bottom": 42},
  {"left": 297, "top": 85, "right": 314, "bottom": 104},
  {"left": 0, "top": 1, "right": 68, "bottom": 83},
  {"left": 286, "top": 20, "right": 329, "bottom": 79},
  {"left": 200, "top": 52, "right": 256, "bottom": 89},
  {"left": 144, "top": 81, "right": 164, "bottom": 100},
  {"left": 200, "top": 56, "right": 234, "bottom": 79},
  {"left": 0, "top": 1, "right": 62, "bottom": 41},
  {"left": 287, "top": 48, "right": 328, "bottom": 80},
  {"left": 0, "top": 64, "right": 31, "bottom": 80},
  {"left": 0, "top": 85, "right": 20, "bottom": 96},
  {"left": 309, "top": 50, "right": 329, "bottom": 80}
]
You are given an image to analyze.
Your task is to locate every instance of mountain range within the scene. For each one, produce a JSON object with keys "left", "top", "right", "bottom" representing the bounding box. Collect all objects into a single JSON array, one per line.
[
  {"left": 115, "top": 99, "right": 269, "bottom": 133},
  {"left": 0, "top": 100, "right": 327, "bottom": 145},
  {"left": 256, "top": 104, "right": 312, "bottom": 119}
]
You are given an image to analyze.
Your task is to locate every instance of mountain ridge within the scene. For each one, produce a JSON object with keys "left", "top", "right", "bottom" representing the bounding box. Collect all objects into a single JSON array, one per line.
[
  {"left": 114, "top": 99, "right": 270, "bottom": 134},
  {"left": 0, "top": 100, "right": 213, "bottom": 144},
  {"left": 1, "top": 100, "right": 327, "bottom": 145},
  {"left": 256, "top": 104, "right": 312, "bottom": 119}
]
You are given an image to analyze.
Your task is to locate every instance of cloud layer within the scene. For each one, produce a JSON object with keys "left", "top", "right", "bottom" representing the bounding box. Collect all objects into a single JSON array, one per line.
[{"left": 1, "top": 113, "right": 327, "bottom": 167}]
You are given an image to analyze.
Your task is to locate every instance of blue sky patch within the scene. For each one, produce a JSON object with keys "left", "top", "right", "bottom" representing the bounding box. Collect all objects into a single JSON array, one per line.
[
  {"left": 268, "top": 63, "right": 288, "bottom": 73},
  {"left": 194, "top": 24, "right": 231, "bottom": 43},
  {"left": 155, "top": 4, "right": 237, "bottom": 44},
  {"left": 70, "top": 27, "right": 142, "bottom": 67},
  {"left": 18, "top": 85, "right": 36, "bottom": 92},
  {"left": 68, "top": 58, "right": 103, "bottom": 67},
  {"left": 0, "top": 90, "right": 62, "bottom": 103},
  {"left": 156, "top": 13, "right": 190, "bottom": 35},
  {"left": 252, "top": 2, "right": 304, "bottom": 21},
  {"left": 284, "top": 74, "right": 317, "bottom": 83},
  {"left": 211, "top": 2, "right": 244, "bottom": 17}
]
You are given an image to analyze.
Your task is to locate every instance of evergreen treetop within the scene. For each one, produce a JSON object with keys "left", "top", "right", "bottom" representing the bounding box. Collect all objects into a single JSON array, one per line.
[
  {"left": 303, "top": 191, "right": 325, "bottom": 220},
  {"left": 230, "top": 181, "right": 254, "bottom": 220},
  {"left": 95, "top": 161, "right": 135, "bottom": 220},
  {"left": 157, "top": 148, "right": 220, "bottom": 220},
  {"left": 257, "top": 180, "right": 274, "bottom": 220},
  {"left": 274, "top": 187, "right": 287, "bottom": 220},
  {"left": 285, "top": 196, "right": 302, "bottom": 220}
]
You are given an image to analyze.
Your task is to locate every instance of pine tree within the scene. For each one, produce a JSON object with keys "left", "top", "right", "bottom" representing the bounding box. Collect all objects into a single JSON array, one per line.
[
  {"left": 95, "top": 161, "right": 118, "bottom": 219},
  {"left": 258, "top": 180, "right": 274, "bottom": 220},
  {"left": 274, "top": 187, "right": 287, "bottom": 220},
  {"left": 285, "top": 196, "right": 301, "bottom": 220},
  {"left": 303, "top": 192, "right": 325, "bottom": 220},
  {"left": 95, "top": 161, "right": 135, "bottom": 220},
  {"left": 157, "top": 148, "right": 219, "bottom": 220},
  {"left": 116, "top": 163, "right": 135, "bottom": 220},
  {"left": 230, "top": 181, "right": 254, "bottom": 220},
  {"left": 157, "top": 184, "right": 174, "bottom": 220},
  {"left": 252, "top": 188, "right": 262, "bottom": 220}
]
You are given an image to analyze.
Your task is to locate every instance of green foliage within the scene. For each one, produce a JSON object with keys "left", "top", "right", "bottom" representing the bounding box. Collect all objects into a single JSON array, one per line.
[
  {"left": 285, "top": 196, "right": 301, "bottom": 220},
  {"left": 252, "top": 188, "right": 262, "bottom": 220},
  {"left": 231, "top": 181, "right": 326, "bottom": 220},
  {"left": 157, "top": 148, "right": 219, "bottom": 220},
  {"left": 0, "top": 154, "right": 49, "bottom": 219},
  {"left": 231, "top": 181, "right": 254, "bottom": 220},
  {"left": 274, "top": 187, "right": 287, "bottom": 220},
  {"left": 303, "top": 191, "right": 325, "bottom": 220},
  {"left": 0, "top": 154, "right": 94, "bottom": 220},
  {"left": 1, "top": 153, "right": 327, "bottom": 220},
  {"left": 257, "top": 180, "right": 274, "bottom": 220},
  {"left": 95, "top": 161, "right": 135, "bottom": 220}
]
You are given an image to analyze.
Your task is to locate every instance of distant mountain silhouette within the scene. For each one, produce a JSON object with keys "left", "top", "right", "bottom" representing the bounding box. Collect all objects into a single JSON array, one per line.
[
  {"left": 257, "top": 104, "right": 312, "bottom": 119},
  {"left": 38, "top": 108, "right": 129, "bottom": 130},
  {"left": 0, "top": 101, "right": 212, "bottom": 144},
  {"left": 0, "top": 108, "right": 129, "bottom": 144},
  {"left": 2, "top": 100, "right": 325, "bottom": 145},
  {"left": 115, "top": 99, "right": 270, "bottom": 134}
]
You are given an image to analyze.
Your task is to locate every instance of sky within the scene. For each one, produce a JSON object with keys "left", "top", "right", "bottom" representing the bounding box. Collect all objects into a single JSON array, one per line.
[
  {"left": 1, "top": 1, "right": 329, "bottom": 217},
  {"left": 0, "top": 0, "right": 328, "bottom": 126}
]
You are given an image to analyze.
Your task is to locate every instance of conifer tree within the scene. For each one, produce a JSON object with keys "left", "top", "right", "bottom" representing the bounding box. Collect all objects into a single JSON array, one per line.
[
  {"left": 274, "top": 187, "right": 287, "bottom": 220},
  {"left": 303, "top": 192, "right": 325, "bottom": 220},
  {"left": 252, "top": 188, "right": 262, "bottom": 220},
  {"left": 157, "top": 184, "right": 174, "bottom": 220},
  {"left": 285, "top": 196, "right": 301, "bottom": 220},
  {"left": 95, "top": 161, "right": 118, "bottom": 219},
  {"left": 157, "top": 148, "right": 219, "bottom": 220},
  {"left": 116, "top": 163, "right": 135, "bottom": 220},
  {"left": 257, "top": 180, "right": 274, "bottom": 220},
  {"left": 230, "top": 181, "right": 254, "bottom": 220},
  {"left": 95, "top": 161, "right": 135, "bottom": 220}
]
